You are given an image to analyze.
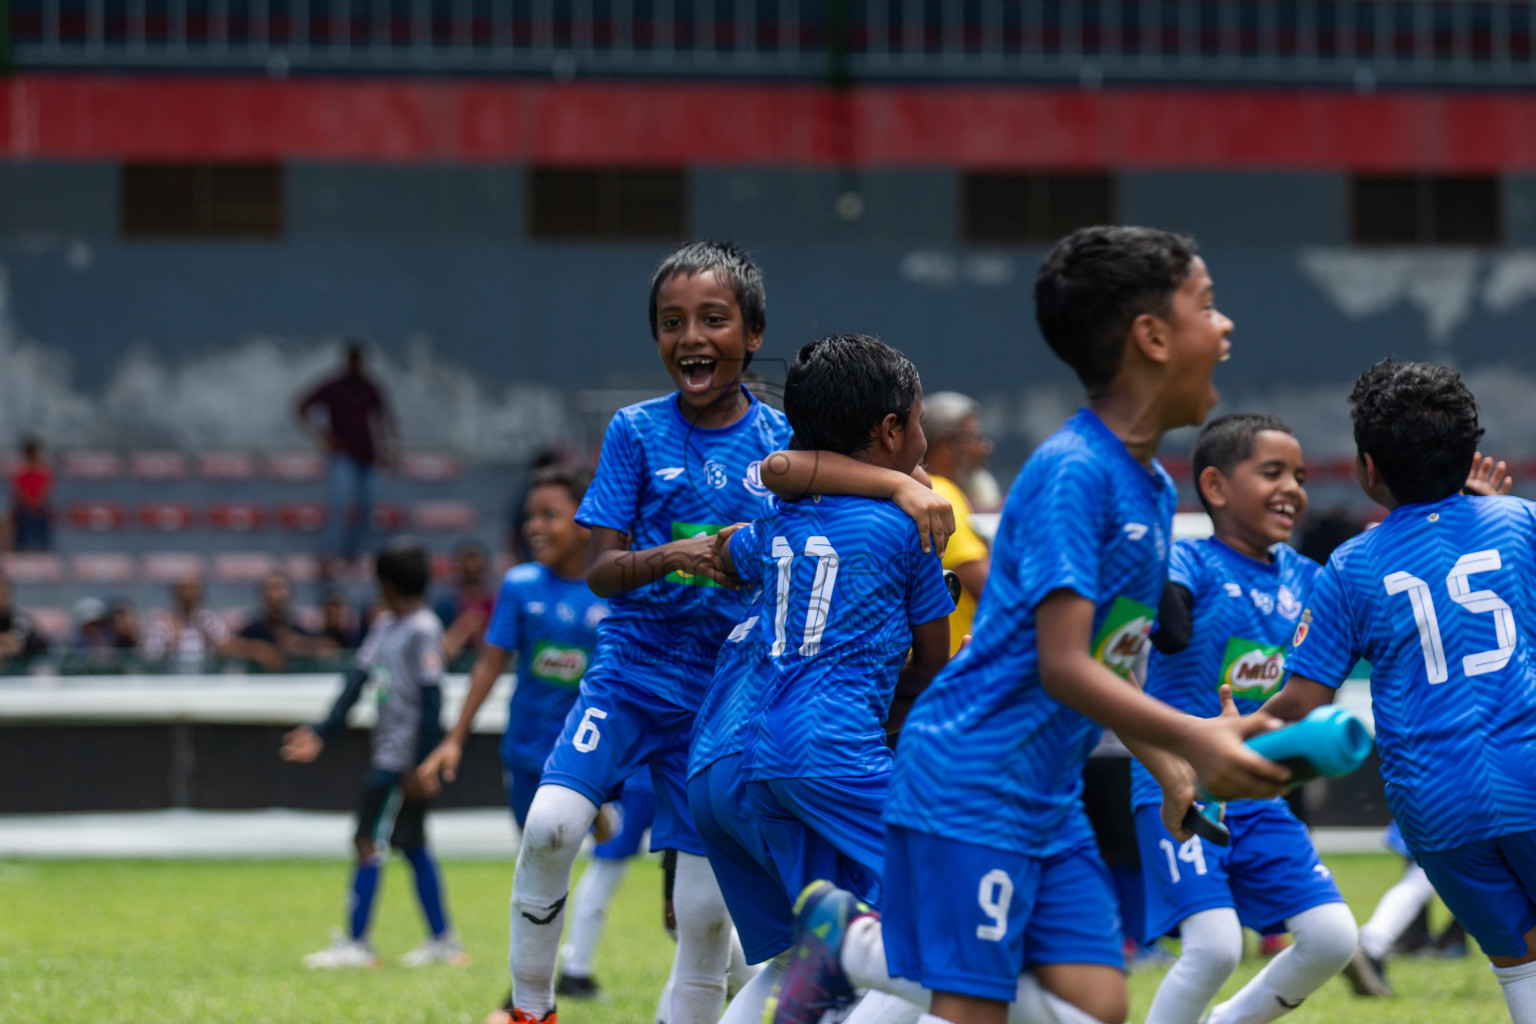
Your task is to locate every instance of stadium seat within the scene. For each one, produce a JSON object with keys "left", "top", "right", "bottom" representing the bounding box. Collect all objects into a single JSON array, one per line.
[
  {"left": 198, "top": 452, "right": 259, "bottom": 480},
  {"left": 26, "top": 606, "right": 70, "bottom": 641},
  {"left": 1, "top": 553, "right": 65, "bottom": 584},
  {"left": 413, "top": 500, "right": 478, "bottom": 532},
  {"left": 139, "top": 502, "right": 198, "bottom": 532},
  {"left": 267, "top": 452, "right": 325, "bottom": 481},
  {"left": 142, "top": 553, "right": 206, "bottom": 583},
  {"left": 399, "top": 453, "right": 463, "bottom": 482},
  {"left": 283, "top": 553, "right": 321, "bottom": 584},
  {"left": 71, "top": 553, "right": 135, "bottom": 585},
  {"left": 278, "top": 503, "right": 327, "bottom": 532},
  {"left": 61, "top": 450, "right": 122, "bottom": 480},
  {"left": 371, "top": 503, "right": 407, "bottom": 532},
  {"left": 208, "top": 502, "right": 265, "bottom": 532},
  {"left": 68, "top": 502, "right": 127, "bottom": 532},
  {"left": 130, "top": 451, "right": 190, "bottom": 480},
  {"left": 213, "top": 553, "right": 279, "bottom": 584}
]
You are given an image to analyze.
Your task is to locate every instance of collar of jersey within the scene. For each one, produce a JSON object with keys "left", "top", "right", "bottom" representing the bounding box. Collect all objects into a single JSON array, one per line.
[
  {"left": 1208, "top": 534, "right": 1280, "bottom": 572},
  {"left": 1076, "top": 407, "right": 1169, "bottom": 486},
  {"left": 670, "top": 385, "right": 760, "bottom": 433}
]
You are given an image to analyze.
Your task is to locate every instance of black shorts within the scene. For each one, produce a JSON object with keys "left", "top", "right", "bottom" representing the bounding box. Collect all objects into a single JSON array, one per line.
[{"left": 354, "top": 768, "right": 428, "bottom": 850}]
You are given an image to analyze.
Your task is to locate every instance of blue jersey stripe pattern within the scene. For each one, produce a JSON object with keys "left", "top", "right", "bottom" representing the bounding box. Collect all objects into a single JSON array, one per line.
[
  {"left": 727, "top": 495, "right": 954, "bottom": 781},
  {"left": 884, "top": 410, "right": 1177, "bottom": 857},
  {"left": 484, "top": 563, "right": 610, "bottom": 774},
  {"left": 1286, "top": 493, "right": 1536, "bottom": 852},
  {"left": 575, "top": 387, "right": 792, "bottom": 707},
  {"left": 1130, "top": 538, "right": 1320, "bottom": 809}
]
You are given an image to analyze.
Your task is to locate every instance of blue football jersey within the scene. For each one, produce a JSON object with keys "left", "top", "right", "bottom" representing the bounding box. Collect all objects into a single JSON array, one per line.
[
  {"left": 576, "top": 387, "right": 792, "bottom": 707},
  {"left": 1285, "top": 493, "right": 1536, "bottom": 853},
  {"left": 1130, "top": 538, "right": 1321, "bottom": 809},
  {"left": 687, "top": 602, "right": 771, "bottom": 781},
  {"left": 884, "top": 410, "right": 1177, "bottom": 858},
  {"left": 725, "top": 495, "right": 954, "bottom": 782},
  {"left": 485, "top": 562, "right": 610, "bottom": 774}
]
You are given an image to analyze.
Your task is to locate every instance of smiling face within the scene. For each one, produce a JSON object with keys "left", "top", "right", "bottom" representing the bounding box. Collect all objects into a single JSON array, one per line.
[
  {"left": 522, "top": 483, "right": 587, "bottom": 572},
  {"left": 1155, "top": 256, "right": 1233, "bottom": 429},
  {"left": 654, "top": 269, "right": 763, "bottom": 412},
  {"left": 1201, "top": 429, "right": 1309, "bottom": 556}
]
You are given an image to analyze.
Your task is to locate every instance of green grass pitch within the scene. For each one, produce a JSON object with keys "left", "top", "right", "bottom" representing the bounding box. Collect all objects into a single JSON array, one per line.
[{"left": 0, "top": 853, "right": 1508, "bottom": 1023}]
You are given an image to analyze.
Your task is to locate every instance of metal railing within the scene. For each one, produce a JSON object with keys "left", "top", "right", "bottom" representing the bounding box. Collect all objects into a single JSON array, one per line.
[{"left": 11, "top": 1, "right": 1536, "bottom": 86}]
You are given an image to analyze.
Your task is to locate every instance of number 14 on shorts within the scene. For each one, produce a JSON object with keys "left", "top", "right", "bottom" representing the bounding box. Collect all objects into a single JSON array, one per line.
[{"left": 1159, "top": 835, "right": 1209, "bottom": 883}]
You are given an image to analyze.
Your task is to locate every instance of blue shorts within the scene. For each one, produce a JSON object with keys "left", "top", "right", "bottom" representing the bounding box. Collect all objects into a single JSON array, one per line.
[
  {"left": 688, "top": 755, "right": 795, "bottom": 963},
  {"left": 595, "top": 772, "right": 658, "bottom": 861},
  {"left": 1416, "top": 829, "right": 1536, "bottom": 958},
  {"left": 745, "top": 772, "right": 887, "bottom": 910},
  {"left": 1133, "top": 800, "right": 1343, "bottom": 943},
  {"left": 883, "top": 824, "right": 1124, "bottom": 1003},
  {"left": 505, "top": 765, "right": 542, "bottom": 829},
  {"left": 541, "top": 659, "right": 707, "bottom": 856}
]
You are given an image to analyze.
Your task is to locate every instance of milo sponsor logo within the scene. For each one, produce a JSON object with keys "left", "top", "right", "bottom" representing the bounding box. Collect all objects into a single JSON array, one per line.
[
  {"left": 667, "top": 521, "right": 725, "bottom": 587},
  {"left": 1091, "top": 596, "right": 1155, "bottom": 679},
  {"left": 1220, "top": 637, "right": 1287, "bottom": 700},
  {"left": 530, "top": 641, "right": 589, "bottom": 686}
]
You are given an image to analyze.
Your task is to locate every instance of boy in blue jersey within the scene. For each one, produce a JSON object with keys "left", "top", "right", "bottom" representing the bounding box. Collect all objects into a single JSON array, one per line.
[
  {"left": 1133, "top": 414, "right": 1358, "bottom": 1024},
  {"left": 1265, "top": 359, "right": 1536, "bottom": 1024},
  {"left": 504, "top": 242, "right": 952, "bottom": 1024},
  {"left": 771, "top": 226, "right": 1294, "bottom": 1024},
  {"left": 688, "top": 335, "right": 955, "bottom": 1024},
  {"left": 417, "top": 465, "right": 656, "bottom": 1011}
]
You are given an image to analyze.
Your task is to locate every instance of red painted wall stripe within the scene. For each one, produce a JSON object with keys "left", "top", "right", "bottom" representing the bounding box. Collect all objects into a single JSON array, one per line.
[{"left": 4, "top": 75, "right": 1536, "bottom": 170}]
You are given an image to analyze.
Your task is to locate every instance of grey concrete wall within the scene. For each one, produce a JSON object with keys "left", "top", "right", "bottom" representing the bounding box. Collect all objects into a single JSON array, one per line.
[
  {"left": 692, "top": 168, "right": 958, "bottom": 247},
  {"left": 288, "top": 164, "right": 525, "bottom": 241},
  {"left": 0, "top": 162, "right": 117, "bottom": 240}
]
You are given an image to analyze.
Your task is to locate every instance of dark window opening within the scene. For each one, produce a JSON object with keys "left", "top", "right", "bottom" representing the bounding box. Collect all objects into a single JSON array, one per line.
[
  {"left": 961, "top": 172, "right": 1117, "bottom": 245},
  {"left": 1351, "top": 175, "right": 1501, "bottom": 246},
  {"left": 121, "top": 164, "right": 285, "bottom": 239},
  {"left": 530, "top": 167, "right": 687, "bottom": 240}
]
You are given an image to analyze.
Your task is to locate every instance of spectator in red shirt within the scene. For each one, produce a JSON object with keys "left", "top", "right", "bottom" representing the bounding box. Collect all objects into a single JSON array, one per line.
[
  {"left": 9, "top": 436, "right": 54, "bottom": 552},
  {"left": 295, "top": 341, "right": 399, "bottom": 566}
]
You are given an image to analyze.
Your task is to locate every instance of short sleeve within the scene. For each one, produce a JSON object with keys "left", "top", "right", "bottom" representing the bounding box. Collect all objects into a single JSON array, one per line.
[
  {"left": 728, "top": 521, "right": 768, "bottom": 588},
  {"left": 576, "top": 414, "right": 643, "bottom": 534},
  {"left": 415, "top": 621, "right": 445, "bottom": 684},
  {"left": 931, "top": 477, "right": 988, "bottom": 570},
  {"left": 484, "top": 575, "right": 522, "bottom": 653},
  {"left": 1282, "top": 557, "right": 1358, "bottom": 690},
  {"left": 906, "top": 540, "right": 957, "bottom": 626},
  {"left": 1016, "top": 451, "right": 1107, "bottom": 610},
  {"left": 1166, "top": 539, "right": 1205, "bottom": 595},
  {"left": 353, "top": 615, "right": 387, "bottom": 670}
]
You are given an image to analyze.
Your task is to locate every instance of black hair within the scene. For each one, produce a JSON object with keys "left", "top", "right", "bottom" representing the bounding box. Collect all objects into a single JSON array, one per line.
[
  {"left": 783, "top": 334, "right": 921, "bottom": 457},
  {"left": 19, "top": 435, "right": 40, "bottom": 457},
  {"left": 528, "top": 463, "right": 593, "bottom": 505},
  {"left": 1034, "top": 226, "right": 1200, "bottom": 395},
  {"left": 1295, "top": 507, "right": 1366, "bottom": 565},
  {"left": 375, "top": 537, "right": 430, "bottom": 598},
  {"left": 1191, "top": 413, "right": 1295, "bottom": 516},
  {"left": 648, "top": 241, "right": 767, "bottom": 369},
  {"left": 1349, "top": 358, "right": 1483, "bottom": 506},
  {"left": 452, "top": 539, "right": 489, "bottom": 559}
]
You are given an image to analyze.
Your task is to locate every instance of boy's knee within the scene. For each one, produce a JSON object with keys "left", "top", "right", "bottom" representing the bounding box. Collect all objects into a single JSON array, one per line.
[
  {"left": 1293, "top": 902, "right": 1359, "bottom": 968},
  {"left": 521, "top": 788, "right": 595, "bottom": 860}
]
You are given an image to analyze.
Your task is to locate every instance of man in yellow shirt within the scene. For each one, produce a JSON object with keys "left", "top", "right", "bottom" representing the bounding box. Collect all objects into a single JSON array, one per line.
[{"left": 922, "top": 392, "right": 992, "bottom": 654}]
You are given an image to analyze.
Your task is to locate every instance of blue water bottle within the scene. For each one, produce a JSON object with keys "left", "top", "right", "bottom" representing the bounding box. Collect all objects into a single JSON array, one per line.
[{"left": 1181, "top": 706, "right": 1373, "bottom": 847}]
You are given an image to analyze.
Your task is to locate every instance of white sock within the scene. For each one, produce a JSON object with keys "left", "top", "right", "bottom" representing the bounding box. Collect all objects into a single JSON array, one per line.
[
  {"left": 669, "top": 852, "right": 734, "bottom": 1024},
  {"left": 1207, "top": 902, "right": 1358, "bottom": 1024},
  {"left": 719, "top": 950, "right": 791, "bottom": 1024},
  {"left": 1495, "top": 960, "right": 1536, "bottom": 1024},
  {"left": 726, "top": 927, "right": 760, "bottom": 997},
  {"left": 656, "top": 953, "right": 678, "bottom": 1024},
  {"left": 508, "top": 784, "right": 598, "bottom": 1017},
  {"left": 1144, "top": 908, "right": 1244, "bottom": 1024},
  {"left": 1012, "top": 973, "right": 1119, "bottom": 1024},
  {"left": 843, "top": 990, "right": 926, "bottom": 1024},
  {"left": 560, "top": 856, "right": 631, "bottom": 978},
  {"left": 919, "top": 1016, "right": 948, "bottom": 1024},
  {"left": 840, "top": 914, "right": 933, "bottom": 1007},
  {"left": 1358, "top": 863, "right": 1436, "bottom": 960}
]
